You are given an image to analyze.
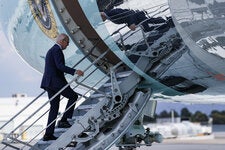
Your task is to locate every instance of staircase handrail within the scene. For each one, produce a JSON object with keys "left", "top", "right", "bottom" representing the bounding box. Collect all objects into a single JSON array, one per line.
[
  {"left": 23, "top": 71, "right": 110, "bottom": 149},
  {"left": 0, "top": 39, "right": 101, "bottom": 132},
  {"left": 23, "top": 49, "right": 112, "bottom": 147},
  {"left": 4, "top": 48, "right": 111, "bottom": 149}
]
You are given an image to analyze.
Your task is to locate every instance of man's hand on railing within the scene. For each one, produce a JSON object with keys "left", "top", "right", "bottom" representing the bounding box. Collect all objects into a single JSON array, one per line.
[{"left": 75, "top": 70, "right": 84, "bottom": 76}]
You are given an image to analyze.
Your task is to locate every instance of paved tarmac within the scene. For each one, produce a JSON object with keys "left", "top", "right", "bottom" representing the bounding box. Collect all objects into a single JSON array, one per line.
[
  {"left": 110, "top": 133, "right": 225, "bottom": 150},
  {"left": 1, "top": 133, "right": 225, "bottom": 150},
  {"left": 147, "top": 138, "right": 225, "bottom": 150}
]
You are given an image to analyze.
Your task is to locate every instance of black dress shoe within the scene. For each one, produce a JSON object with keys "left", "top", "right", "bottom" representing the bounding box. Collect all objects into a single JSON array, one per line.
[
  {"left": 57, "top": 120, "right": 72, "bottom": 128},
  {"left": 43, "top": 134, "right": 57, "bottom": 141}
]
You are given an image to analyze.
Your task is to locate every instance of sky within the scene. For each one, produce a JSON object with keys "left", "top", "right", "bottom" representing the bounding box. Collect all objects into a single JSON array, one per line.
[{"left": 0, "top": 29, "right": 43, "bottom": 97}]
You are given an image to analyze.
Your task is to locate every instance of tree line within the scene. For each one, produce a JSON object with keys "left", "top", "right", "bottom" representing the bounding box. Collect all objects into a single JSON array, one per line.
[{"left": 147, "top": 108, "right": 225, "bottom": 124}]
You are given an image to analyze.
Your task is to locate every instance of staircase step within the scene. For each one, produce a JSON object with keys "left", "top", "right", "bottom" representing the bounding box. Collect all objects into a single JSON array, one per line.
[
  {"left": 54, "top": 128, "right": 68, "bottom": 133},
  {"left": 81, "top": 97, "right": 100, "bottom": 105},
  {"left": 54, "top": 128, "right": 68, "bottom": 137},
  {"left": 116, "top": 70, "right": 133, "bottom": 78},
  {"left": 103, "top": 81, "right": 122, "bottom": 88},
  {"left": 77, "top": 104, "right": 96, "bottom": 110},
  {"left": 71, "top": 115, "right": 84, "bottom": 121},
  {"left": 73, "top": 108, "right": 89, "bottom": 116},
  {"left": 103, "top": 82, "right": 112, "bottom": 88},
  {"left": 37, "top": 140, "right": 53, "bottom": 149},
  {"left": 89, "top": 93, "right": 106, "bottom": 98}
]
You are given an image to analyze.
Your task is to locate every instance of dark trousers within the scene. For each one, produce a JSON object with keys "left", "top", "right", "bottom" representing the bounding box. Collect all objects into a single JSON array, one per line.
[{"left": 45, "top": 86, "right": 78, "bottom": 135}]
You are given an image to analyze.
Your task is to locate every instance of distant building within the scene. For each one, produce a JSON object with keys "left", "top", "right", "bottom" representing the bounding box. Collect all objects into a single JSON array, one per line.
[
  {"left": 0, "top": 94, "right": 67, "bottom": 141},
  {"left": 11, "top": 93, "right": 27, "bottom": 98}
]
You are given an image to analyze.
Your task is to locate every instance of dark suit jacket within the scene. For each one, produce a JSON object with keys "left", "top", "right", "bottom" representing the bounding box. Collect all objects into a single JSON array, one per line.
[{"left": 41, "top": 44, "right": 75, "bottom": 91}]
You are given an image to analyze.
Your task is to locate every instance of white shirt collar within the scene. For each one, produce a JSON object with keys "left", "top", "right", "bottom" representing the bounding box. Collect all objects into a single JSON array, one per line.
[{"left": 56, "top": 43, "right": 62, "bottom": 49}]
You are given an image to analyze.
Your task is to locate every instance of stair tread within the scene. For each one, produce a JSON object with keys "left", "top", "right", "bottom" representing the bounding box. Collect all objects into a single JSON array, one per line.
[
  {"left": 116, "top": 70, "right": 133, "bottom": 78},
  {"left": 77, "top": 104, "right": 96, "bottom": 110},
  {"left": 89, "top": 93, "right": 106, "bottom": 98}
]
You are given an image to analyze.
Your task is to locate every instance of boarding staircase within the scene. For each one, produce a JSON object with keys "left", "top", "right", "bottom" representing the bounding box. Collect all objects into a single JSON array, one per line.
[
  {"left": 0, "top": 2, "right": 189, "bottom": 150},
  {"left": 0, "top": 27, "right": 185, "bottom": 150},
  {"left": 0, "top": 54, "right": 160, "bottom": 150},
  {"left": 41, "top": 58, "right": 156, "bottom": 150}
]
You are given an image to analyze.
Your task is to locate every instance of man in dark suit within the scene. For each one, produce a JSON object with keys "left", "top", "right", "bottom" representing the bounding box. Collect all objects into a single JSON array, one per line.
[
  {"left": 41, "top": 33, "right": 84, "bottom": 141},
  {"left": 100, "top": 8, "right": 166, "bottom": 32}
]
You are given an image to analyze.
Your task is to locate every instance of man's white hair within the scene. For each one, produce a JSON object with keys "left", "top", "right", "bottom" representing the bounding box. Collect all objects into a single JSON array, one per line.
[{"left": 56, "top": 33, "right": 68, "bottom": 43}]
